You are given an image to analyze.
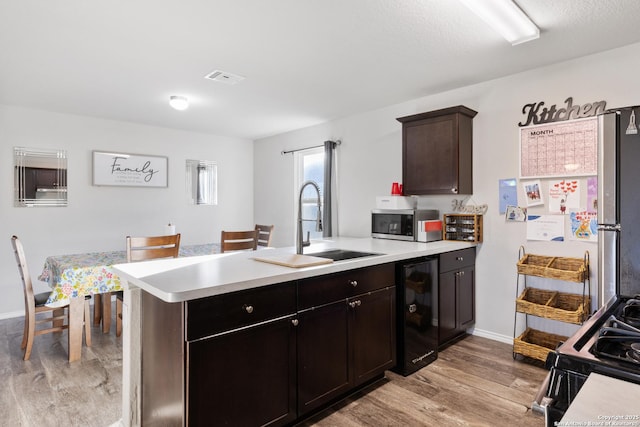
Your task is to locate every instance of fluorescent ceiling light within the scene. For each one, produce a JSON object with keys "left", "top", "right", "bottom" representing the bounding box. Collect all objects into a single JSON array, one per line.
[
  {"left": 169, "top": 95, "right": 189, "bottom": 111},
  {"left": 460, "top": 0, "right": 540, "bottom": 45}
]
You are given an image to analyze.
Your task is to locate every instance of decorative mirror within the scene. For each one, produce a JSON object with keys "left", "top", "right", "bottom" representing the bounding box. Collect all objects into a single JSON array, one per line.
[
  {"left": 14, "top": 147, "right": 68, "bottom": 207},
  {"left": 186, "top": 159, "right": 217, "bottom": 205}
]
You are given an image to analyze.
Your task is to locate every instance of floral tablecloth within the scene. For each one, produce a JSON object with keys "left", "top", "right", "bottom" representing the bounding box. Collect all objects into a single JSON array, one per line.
[{"left": 38, "top": 243, "right": 219, "bottom": 306}]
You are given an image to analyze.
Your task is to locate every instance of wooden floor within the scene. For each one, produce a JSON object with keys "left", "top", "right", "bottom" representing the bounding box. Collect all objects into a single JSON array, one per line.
[
  {"left": 301, "top": 337, "right": 548, "bottom": 427},
  {"left": 0, "top": 316, "right": 123, "bottom": 426},
  {"left": 0, "top": 314, "right": 547, "bottom": 427}
]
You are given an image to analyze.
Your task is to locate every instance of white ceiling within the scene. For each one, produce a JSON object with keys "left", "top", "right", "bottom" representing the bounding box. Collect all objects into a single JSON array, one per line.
[{"left": 2, "top": 0, "right": 640, "bottom": 140}]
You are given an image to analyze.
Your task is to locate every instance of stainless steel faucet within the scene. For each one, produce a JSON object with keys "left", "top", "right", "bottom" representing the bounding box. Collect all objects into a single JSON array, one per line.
[{"left": 297, "top": 180, "right": 323, "bottom": 254}]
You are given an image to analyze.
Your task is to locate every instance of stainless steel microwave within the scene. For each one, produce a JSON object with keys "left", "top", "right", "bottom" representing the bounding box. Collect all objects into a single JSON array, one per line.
[{"left": 371, "top": 209, "right": 439, "bottom": 241}]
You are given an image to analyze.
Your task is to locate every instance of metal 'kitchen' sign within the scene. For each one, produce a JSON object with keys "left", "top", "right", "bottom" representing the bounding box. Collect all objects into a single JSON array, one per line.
[{"left": 519, "top": 97, "right": 606, "bottom": 127}]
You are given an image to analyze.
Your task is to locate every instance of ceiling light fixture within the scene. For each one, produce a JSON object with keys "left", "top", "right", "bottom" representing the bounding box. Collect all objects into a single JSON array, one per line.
[
  {"left": 169, "top": 95, "right": 189, "bottom": 111},
  {"left": 459, "top": 0, "right": 540, "bottom": 46}
]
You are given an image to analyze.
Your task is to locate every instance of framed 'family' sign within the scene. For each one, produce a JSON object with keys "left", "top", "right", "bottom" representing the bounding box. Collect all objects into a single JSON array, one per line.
[{"left": 92, "top": 151, "right": 168, "bottom": 187}]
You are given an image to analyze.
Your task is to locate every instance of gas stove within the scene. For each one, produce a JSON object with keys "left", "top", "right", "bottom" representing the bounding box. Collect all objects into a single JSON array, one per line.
[
  {"left": 593, "top": 299, "right": 640, "bottom": 366},
  {"left": 539, "top": 295, "right": 640, "bottom": 426}
]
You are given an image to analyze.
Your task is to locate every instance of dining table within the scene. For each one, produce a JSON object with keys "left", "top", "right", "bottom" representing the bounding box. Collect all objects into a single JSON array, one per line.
[{"left": 38, "top": 243, "right": 220, "bottom": 362}]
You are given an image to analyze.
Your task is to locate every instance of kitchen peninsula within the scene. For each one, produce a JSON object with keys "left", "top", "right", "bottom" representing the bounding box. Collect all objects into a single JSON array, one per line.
[{"left": 114, "top": 237, "right": 476, "bottom": 426}]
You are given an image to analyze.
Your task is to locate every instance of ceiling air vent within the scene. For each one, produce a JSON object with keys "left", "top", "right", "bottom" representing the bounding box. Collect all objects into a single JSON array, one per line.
[{"left": 204, "top": 70, "right": 245, "bottom": 85}]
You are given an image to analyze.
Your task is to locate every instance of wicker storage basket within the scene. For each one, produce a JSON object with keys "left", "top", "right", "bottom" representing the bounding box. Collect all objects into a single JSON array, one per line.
[
  {"left": 516, "top": 288, "right": 590, "bottom": 324},
  {"left": 517, "top": 254, "right": 587, "bottom": 283},
  {"left": 513, "top": 328, "right": 568, "bottom": 362}
]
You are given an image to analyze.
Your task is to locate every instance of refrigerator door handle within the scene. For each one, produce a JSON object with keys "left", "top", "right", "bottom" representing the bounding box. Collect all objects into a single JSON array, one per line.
[{"left": 598, "top": 227, "right": 618, "bottom": 310}]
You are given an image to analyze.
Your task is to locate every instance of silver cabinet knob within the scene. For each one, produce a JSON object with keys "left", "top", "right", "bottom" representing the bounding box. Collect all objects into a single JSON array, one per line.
[
  {"left": 349, "top": 280, "right": 358, "bottom": 287},
  {"left": 451, "top": 188, "right": 458, "bottom": 194},
  {"left": 349, "top": 301, "right": 357, "bottom": 308},
  {"left": 456, "top": 256, "right": 464, "bottom": 261},
  {"left": 243, "top": 304, "right": 254, "bottom": 314},
  {"left": 291, "top": 319, "right": 299, "bottom": 326}
]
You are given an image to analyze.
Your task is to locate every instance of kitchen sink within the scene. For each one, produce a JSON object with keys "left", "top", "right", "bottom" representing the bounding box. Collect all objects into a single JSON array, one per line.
[{"left": 308, "top": 249, "right": 382, "bottom": 261}]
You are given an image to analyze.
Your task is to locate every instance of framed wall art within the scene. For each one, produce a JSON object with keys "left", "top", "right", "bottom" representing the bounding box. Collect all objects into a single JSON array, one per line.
[
  {"left": 93, "top": 151, "right": 168, "bottom": 187},
  {"left": 522, "top": 179, "right": 544, "bottom": 207}
]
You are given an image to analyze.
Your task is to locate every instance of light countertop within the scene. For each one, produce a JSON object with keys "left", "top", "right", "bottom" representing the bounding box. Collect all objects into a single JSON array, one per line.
[
  {"left": 113, "top": 237, "right": 476, "bottom": 303},
  {"left": 560, "top": 373, "right": 640, "bottom": 425}
]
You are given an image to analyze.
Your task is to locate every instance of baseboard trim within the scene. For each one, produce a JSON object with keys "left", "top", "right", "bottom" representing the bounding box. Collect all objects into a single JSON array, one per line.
[
  {"left": 0, "top": 311, "right": 24, "bottom": 321},
  {"left": 469, "top": 327, "right": 513, "bottom": 345}
]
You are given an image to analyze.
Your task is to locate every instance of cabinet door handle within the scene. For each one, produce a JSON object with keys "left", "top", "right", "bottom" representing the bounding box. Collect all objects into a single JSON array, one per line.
[
  {"left": 243, "top": 304, "right": 254, "bottom": 314},
  {"left": 348, "top": 300, "right": 362, "bottom": 308},
  {"left": 291, "top": 319, "right": 299, "bottom": 326},
  {"left": 456, "top": 256, "right": 464, "bottom": 261},
  {"left": 349, "top": 280, "right": 358, "bottom": 287},
  {"left": 451, "top": 187, "right": 458, "bottom": 194}
]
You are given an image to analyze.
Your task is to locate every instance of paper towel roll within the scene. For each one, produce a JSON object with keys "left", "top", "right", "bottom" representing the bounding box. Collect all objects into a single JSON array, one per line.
[{"left": 165, "top": 223, "right": 176, "bottom": 235}]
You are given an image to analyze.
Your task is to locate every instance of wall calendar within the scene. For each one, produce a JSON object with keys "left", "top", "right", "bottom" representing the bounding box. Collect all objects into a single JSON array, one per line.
[{"left": 519, "top": 117, "right": 597, "bottom": 179}]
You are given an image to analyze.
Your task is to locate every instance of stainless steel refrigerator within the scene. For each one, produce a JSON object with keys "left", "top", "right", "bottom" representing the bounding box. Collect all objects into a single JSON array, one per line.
[{"left": 598, "top": 106, "right": 640, "bottom": 306}]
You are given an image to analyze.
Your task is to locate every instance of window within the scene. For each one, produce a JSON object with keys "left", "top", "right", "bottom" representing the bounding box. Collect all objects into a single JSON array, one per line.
[{"left": 295, "top": 147, "right": 325, "bottom": 242}]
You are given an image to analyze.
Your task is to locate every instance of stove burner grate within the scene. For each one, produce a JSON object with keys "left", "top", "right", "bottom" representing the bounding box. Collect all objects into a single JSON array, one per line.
[
  {"left": 630, "top": 342, "right": 640, "bottom": 363},
  {"left": 592, "top": 315, "right": 640, "bottom": 366},
  {"left": 622, "top": 299, "right": 640, "bottom": 328}
]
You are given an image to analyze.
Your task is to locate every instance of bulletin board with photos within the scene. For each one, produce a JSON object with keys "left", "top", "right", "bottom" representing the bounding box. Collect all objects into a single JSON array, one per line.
[{"left": 504, "top": 116, "right": 599, "bottom": 243}]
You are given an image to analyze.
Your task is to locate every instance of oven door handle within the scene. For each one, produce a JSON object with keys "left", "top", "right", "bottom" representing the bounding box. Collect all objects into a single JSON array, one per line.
[{"left": 531, "top": 371, "right": 552, "bottom": 416}]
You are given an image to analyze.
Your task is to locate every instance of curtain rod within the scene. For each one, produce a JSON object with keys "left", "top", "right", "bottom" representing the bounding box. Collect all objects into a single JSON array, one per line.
[{"left": 281, "top": 140, "right": 341, "bottom": 155}]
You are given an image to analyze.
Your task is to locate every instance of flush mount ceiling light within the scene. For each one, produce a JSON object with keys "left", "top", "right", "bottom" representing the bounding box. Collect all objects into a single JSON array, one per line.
[
  {"left": 459, "top": 0, "right": 540, "bottom": 45},
  {"left": 169, "top": 95, "right": 189, "bottom": 111}
]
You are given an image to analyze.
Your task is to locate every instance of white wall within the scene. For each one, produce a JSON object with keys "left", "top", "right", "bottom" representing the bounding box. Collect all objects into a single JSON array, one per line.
[
  {"left": 1, "top": 105, "right": 254, "bottom": 317},
  {"left": 254, "top": 42, "right": 640, "bottom": 343}
]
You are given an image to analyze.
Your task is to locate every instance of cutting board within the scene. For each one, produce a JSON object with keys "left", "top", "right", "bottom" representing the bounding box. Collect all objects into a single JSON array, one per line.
[{"left": 253, "top": 254, "right": 334, "bottom": 268}]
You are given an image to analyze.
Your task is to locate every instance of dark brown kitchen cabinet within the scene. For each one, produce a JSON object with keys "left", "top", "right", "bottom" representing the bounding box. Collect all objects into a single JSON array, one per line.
[
  {"left": 297, "top": 264, "right": 396, "bottom": 417},
  {"left": 36, "top": 168, "right": 62, "bottom": 187},
  {"left": 350, "top": 287, "right": 396, "bottom": 385},
  {"left": 140, "top": 266, "right": 396, "bottom": 426},
  {"left": 297, "top": 300, "right": 350, "bottom": 415},
  {"left": 185, "top": 281, "right": 298, "bottom": 427},
  {"left": 20, "top": 167, "right": 66, "bottom": 199},
  {"left": 397, "top": 106, "right": 477, "bottom": 195},
  {"left": 187, "top": 316, "right": 297, "bottom": 427},
  {"left": 438, "top": 247, "right": 476, "bottom": 348}
]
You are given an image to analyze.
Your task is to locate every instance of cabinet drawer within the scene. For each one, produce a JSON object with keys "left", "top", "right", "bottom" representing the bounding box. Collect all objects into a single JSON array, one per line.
[
  {"left": 299, "top": 263, "right": 395, "bottom": 310},
  {"left": 440, "top": 248, "right": 475, "bottom": 272},
  {"left": 186, "top": 281, "right": 297, "bottom": 341}
]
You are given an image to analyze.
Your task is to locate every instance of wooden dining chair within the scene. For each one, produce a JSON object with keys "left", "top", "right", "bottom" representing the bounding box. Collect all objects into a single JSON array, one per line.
[
  {"left": 255, "top": 224, "right": 274, "bottom": 247},
  {"left": 109, "top": 233, "right": 182, "bottom": 337},
  {"left": 126, "top": 233, "right": 182, "bottom": 262},
  {"left": 220, "top": 230, "right": 258, "bottom": 253},
  {"left": 11, "top": 235, "right": 91, "bottom": 361}
]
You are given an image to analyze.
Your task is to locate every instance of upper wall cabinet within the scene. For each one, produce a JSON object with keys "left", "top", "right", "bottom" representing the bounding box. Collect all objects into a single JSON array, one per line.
[{"left": 397, "top": 106, "right": 477, "bottom": 195}]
